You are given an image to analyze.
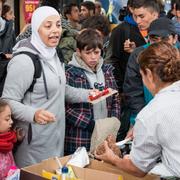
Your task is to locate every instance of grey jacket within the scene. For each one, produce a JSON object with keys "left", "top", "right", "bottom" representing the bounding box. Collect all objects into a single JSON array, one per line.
[{"left": 2, "top": 38, "right": 89, "bottom": 167}]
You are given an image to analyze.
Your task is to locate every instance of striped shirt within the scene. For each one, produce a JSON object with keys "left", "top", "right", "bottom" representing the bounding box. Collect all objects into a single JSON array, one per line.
[{"left": 130, "top": 80, "right": 180, "bottom": 177}]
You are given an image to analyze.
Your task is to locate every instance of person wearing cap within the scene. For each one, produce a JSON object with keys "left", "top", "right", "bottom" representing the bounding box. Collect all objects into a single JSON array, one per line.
[{"left": 123, "top": 17, "right": 178, "bottom": 135}]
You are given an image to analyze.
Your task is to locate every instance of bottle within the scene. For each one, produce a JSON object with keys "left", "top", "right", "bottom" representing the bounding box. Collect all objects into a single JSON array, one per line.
[{"left": 61, "top": 166, "right": 68, "bottom": 180}]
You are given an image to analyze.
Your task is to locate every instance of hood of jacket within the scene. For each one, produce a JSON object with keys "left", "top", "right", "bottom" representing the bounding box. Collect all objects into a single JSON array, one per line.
[
  {"left": 124, "top": 15, "right": 137, "bottom": 26},
  {"left": 69, "top": 52, "right": 104, "bottom": 74},
  {"left": 13, "top": 38, "right": 39, "bottom": 55}
]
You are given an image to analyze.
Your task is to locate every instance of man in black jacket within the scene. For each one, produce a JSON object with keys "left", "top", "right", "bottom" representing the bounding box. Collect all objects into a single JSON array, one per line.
[
  {"left": 105, "top": 0, "right": 146, "bottom": 93},
  {"left": 107, "top": 0, "right": 160, "bottom": 140}
]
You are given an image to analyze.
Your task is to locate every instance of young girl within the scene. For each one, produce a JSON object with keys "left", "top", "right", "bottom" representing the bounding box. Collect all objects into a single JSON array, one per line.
[{"left": 0, "top": 99, "right": 16, "bottom": 180}]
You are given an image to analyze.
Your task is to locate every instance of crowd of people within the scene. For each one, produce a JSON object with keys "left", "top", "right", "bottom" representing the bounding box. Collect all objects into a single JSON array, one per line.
[{"left": 0, "top": 0, "right": 180, "bottom": 179}]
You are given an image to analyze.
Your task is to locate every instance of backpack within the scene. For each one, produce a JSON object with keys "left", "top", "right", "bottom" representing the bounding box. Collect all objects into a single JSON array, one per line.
[{"left": 0, "top": 47, "right": 64, "bottom": 97}]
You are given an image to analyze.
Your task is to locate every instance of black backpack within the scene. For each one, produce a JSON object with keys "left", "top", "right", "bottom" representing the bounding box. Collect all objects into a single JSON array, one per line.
[{"left": 0, "top": 48, "right": 64, "bottom": 97}]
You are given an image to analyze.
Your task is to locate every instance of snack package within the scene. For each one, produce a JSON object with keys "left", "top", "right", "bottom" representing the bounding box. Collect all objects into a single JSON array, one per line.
[
  {"left": 88, "top": 88, "right": 117, "bottom": 104},
  {"left": 67, "top": 147, "right": 89, "bottom": 168}
]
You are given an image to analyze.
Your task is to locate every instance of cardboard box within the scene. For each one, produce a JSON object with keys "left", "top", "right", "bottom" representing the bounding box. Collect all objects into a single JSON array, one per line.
[{"left": 20, "top": 156, "right": 160, "bottom": 180}]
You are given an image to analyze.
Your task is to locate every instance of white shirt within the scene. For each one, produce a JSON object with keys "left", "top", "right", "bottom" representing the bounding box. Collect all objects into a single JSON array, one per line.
[{"left": 130, "top": 80, "right": 180, "bottom": 177}]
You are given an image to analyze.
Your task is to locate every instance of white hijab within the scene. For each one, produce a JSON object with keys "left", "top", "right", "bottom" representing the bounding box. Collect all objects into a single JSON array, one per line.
[{"left": 31, "top": 6, "right": 60, "bottom": 59}]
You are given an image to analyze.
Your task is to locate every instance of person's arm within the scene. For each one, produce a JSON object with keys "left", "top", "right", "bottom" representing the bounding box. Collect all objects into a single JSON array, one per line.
[
  {"left": 95, "top": 141, "right": 146, "bottom": 177},
  {"left": 2, "top": 54, "right": 37, "bottom": 122},
  {"left": 123, "top": 48, "right": 146, "bottom": 116},
  {"left": 65, "top": 84, "right": 90, "bottom": 103}
]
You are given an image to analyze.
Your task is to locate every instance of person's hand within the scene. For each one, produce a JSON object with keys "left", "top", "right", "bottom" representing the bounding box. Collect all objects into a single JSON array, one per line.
[
  {"left": 95, "top": 140, "right": 119, "bottom": 165},
  {"left": 14, "top": 127, "right": 25, "bottom": 141},
  {"left": 5, "top": 54, "right": 13, "bottom": 59},
  {"left": 125, "top": 126, "right": 134, "bottom": 140},
  {"left": 124, "top": 39, "right": 136, "bottom": 53},
  {"left": 34, "top": 109, "right": 56, "bottom": 125}
]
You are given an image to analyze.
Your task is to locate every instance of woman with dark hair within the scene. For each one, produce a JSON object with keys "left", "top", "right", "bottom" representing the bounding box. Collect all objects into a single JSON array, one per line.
[
  {"left": 0, "top": 1, "right": 15, "bottom": 59},
  {"left": 95, "top": 42, "right": 180, "bottom": 177},
  {"left": 2, "top": 4, "right": 15, "bottom": 21}
]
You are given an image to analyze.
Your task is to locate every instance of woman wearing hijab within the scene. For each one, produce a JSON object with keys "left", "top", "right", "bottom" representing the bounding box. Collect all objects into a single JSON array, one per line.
[{"left": 2, "top": 6, "right": 90, "bottom": 168}]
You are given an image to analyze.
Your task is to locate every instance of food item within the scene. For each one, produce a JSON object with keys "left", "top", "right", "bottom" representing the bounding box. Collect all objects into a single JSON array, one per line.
[
  {"left": 89, "top": 88, "right": 110, "bottom": 101},
  {"left": 95, "top": 135, "right": 121, "bottom": 157}
]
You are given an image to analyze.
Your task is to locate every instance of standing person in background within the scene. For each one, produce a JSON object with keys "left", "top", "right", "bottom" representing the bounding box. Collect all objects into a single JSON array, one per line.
[
  {"left": 96, "top": 42, "right": 180, "bottom": 177},
  {"left": 2, "top": 6, "right": 91, "bottom": 168},
  {"left": 105, "top": 0, "right": 148, "bottom": 94},
  {"left": 63, "top": 3, "right": 81, "bottom": 31},
  {"left": 120, "top": 0, "right": 159, "bottom": 141},
  {"left": 2, "top": 4, "right": 15, "bottom": 21},
  {"left": 94, "top": 0, "right": 106, "bottom": 15},
  {"left": 79, "top": 1, "right": 95, "bottom": 24},
  {"left": 0, "top": 0, "right": 15, "bottom": 59}
]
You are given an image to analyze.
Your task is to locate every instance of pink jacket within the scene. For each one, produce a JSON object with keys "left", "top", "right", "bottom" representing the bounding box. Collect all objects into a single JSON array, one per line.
[{"left": 0, "top": 151, "right": 15, "bottom": 180}]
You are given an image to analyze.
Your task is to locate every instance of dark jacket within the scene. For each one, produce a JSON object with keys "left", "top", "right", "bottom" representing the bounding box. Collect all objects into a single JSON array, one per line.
[
  {"left": 123, "top": 45, "right": 153, "bottom": 123},
  {"left": 65, "top": 64, "right": 121, "bottom": 155},
  {"left": 0, "top": 20, "right": 16, "bottom": 54},
  {"left": 105, "top": 15, "right": 146, "bottom": 93}
]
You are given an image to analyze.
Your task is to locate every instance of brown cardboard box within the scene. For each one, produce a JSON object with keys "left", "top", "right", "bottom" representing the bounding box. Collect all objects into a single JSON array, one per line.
[{"left": 20, "top": 156, "right": 160, "bottom": 180}]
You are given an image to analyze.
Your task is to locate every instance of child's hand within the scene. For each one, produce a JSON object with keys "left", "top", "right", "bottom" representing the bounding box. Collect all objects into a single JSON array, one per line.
[{"left": 15, "top": 127, "right": 25, "bottom": 141}]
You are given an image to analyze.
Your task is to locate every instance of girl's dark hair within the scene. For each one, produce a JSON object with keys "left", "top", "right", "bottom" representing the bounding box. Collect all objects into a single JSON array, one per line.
[
  {"left": 0, "top": 99, "right": 10, "bottom": 113},
  {"left": 2, "top": 4, "right": 10, "bottom": 19},
  {"left": 138, "top": 42, "right": 180, "bottom": 83},
  {"left": 76, "top": 28, "right": 103, "bottom": 51}
]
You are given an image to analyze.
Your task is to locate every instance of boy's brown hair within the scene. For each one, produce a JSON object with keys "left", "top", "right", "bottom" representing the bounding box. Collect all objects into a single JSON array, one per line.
[{"left": 76, "top": 28, "right": 103, "bottom": 51}]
